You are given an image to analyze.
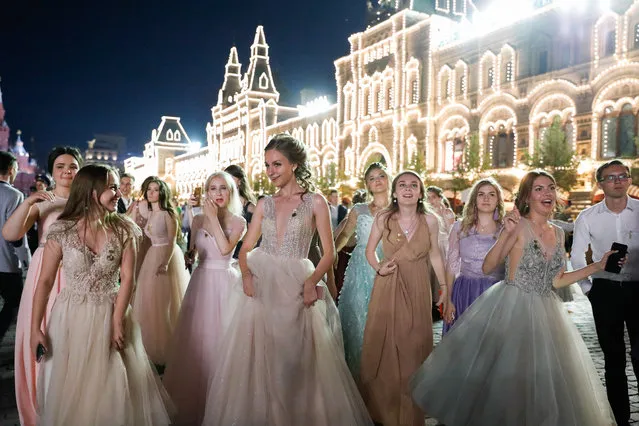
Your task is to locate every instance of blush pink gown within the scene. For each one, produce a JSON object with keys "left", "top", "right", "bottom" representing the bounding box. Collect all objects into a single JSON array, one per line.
[
  {"left": 15, "top": 196, "right": 67, "bottom": 426},
  {"left": 132, "top": 209, "right": 189, "bottom": 365},
  {"left": 163, "top": 225, "right": 241, "bottom": 426}
]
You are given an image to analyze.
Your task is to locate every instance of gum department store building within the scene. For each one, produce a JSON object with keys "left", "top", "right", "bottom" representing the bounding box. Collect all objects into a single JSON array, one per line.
[{"left": 125, "top": 0, "right": 639, "bottom": 199}]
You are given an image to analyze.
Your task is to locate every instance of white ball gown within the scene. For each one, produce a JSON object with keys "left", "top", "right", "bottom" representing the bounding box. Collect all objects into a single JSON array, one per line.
[{"left": 202, "top": 193, "right": 372, "bottom": 426}]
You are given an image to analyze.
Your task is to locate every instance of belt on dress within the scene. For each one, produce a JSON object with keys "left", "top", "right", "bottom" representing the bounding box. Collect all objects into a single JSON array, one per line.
[
  {"left": 151, "top": 243, "right": 170, "bottom": 247},
  {"left": 197, "top": 260, "right": 233, "bottom": 270}
]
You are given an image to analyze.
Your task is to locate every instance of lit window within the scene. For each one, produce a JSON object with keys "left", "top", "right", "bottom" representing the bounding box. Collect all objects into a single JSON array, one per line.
[{"left": 487, "top": 67, "right": 494, "bottom": 87}]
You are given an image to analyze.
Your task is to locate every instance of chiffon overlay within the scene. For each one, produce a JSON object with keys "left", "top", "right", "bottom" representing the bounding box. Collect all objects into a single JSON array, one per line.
[
  {"left": 15, "top": 196, "right": 67, "bottom": 426},
  {"left": 360, "top": 216, "right": 433, "bottom": 426},
  {"left": 163, "top": 226, "right": 241, "bottom": 426},
  {"left": 133, "top": 208, "right": 189, "bottom": 365},
  {"left": 442, "top": 221, "right": 504, "bottom": 334},
  {"left": 410, "top": 220, "right": 615, "bottom": 426},
  {"left": 202, "top": 193, "right": 372, "bottom": 426},
  {"left": 337, "top": 203, "right": 382, "bottom": 379},
  {"left": 37, "top": 220, "right": 172, "bottom": 426}
]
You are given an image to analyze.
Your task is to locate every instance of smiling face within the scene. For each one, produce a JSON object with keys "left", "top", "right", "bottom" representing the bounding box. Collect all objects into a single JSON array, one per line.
[
  {"left": 52, "top": 154, "right": 80, "bottom": 188},
  {"left": 206, "top": 176, "right": 231, "bottom": 208},
  {"left": 98, "top": 172, "right": 121, "bottom": 213},
  {"left": 393, "top": 173, "right": 422, "bottom": 206},
  {"left": 475, "top": 183, "right": 499, "bottom": 214},
  {"left": 119, "top": 177, "right": 133, "bottom": 198},
  {"left": 365, "top": 167, "right": 389, "bottom": 195},
  {"left": 527, "top": 176, "right": 557, "bottom": 217},
  {"left": 146, "top": 182, "right": 160, "bottom": 204},
  {"left": 265, "top": 149, "right": 295, "bottom": 188}
]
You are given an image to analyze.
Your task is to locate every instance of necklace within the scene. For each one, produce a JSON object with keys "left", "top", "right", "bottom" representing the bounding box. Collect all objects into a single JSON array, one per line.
[{"left": 398, "top": 214, "right": 418, "bottom": 238}]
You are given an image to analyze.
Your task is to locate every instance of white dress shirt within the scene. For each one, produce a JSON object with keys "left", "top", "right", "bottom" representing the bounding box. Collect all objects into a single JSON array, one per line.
[
  {"left": 571, "top": 196, "right": 639, "bottom": 293},
  {"left": 121, "top": 196, "right": 133, "bottom": 211}
]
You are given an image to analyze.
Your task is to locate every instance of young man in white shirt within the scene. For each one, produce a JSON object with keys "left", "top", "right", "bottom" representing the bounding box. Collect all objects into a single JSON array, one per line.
[{"left": 571, "top": 159, "right": 639, "bottom": 426}]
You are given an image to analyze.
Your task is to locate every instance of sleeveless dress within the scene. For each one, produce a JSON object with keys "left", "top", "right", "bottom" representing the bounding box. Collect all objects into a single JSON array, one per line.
[
  {"left": 442, "top": 221, "right": 505, "bottom": 334},
  {"left": 133, "top": 209, "right": 189, "bottom": 365},
  {"left": 410, "top": 220, "right": 615, "bottom": 426},
  {"left": 202, "top": 193, "right": 372, "bottom": 426},
  {"left": 163, "top": 225, "right": 241, "bottom": 426},
  {"left": 360, "top": 215, "right": 433, "bottom": 426},
  {"left": 37, "top": 220, "right": 172, "bottom": 426},
  {"left": 337, "top": 202, "right": 382, "bottom": 379},
  {"left": 15, "top": 196, "right": 66, "bottom": 426},
  {"left": 232, "top": 201, "right": 254, "bottom": 259}
]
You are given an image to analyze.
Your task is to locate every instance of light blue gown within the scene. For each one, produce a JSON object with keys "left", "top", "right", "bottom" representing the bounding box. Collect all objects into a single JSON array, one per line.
[{"left": 337, "top": 203, "right": 382, "bottom": 379}]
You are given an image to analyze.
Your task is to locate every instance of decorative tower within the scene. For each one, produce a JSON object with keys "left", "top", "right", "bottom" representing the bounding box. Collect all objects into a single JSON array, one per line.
[
  {"left": 241, "top": 26, "right": 279, "bottom": 102},
  {"left": 217, "top": 47, "right": 243, "bottom": 107},
  {"left": 0, "top": 78, "right": 9, "bottom": 152}
]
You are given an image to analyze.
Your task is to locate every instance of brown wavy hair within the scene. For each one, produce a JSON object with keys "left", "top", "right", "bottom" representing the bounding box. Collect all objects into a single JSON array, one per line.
[
  {"left": 225, "top": 164, "right": 257, "bottom": 205},
  {"left": 514, "top": 170, "right": 557, "bottom": 215},
  {"left": 144, "top": 178, "right": 181, "bottom": 240},
  {"left": 460, "top": 177, "right": 505, "bottom": 236},
  {"left": 265, "top": 133, "right": 315, "bottom": 198},
  {"left": 57, "top": 164, "right": 139, "bottom": 248}
]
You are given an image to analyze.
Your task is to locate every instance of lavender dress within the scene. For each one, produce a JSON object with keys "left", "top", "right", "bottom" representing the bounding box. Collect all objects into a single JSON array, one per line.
[{"left": 442, "top": 221, "right": 505, "bottom": 334}]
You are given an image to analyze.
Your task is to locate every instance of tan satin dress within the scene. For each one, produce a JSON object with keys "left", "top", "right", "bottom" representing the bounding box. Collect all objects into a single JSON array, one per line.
[{"left": 360, "top": 215, "right": 433, "bottom": 426}]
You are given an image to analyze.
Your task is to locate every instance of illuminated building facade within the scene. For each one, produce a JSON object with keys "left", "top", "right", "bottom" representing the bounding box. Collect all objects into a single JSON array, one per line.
[{"left": 129, "top": 0, "right": 639, "bottom": 198}]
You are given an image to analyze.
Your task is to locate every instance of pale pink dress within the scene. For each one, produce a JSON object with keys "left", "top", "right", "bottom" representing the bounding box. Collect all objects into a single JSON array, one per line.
[
  {"left": 163, "top": 225, "right": 241, "bottom": 426},
  {"left": 15, "top": 196, "right": 66, "bottom": 426},
  {"left": 132, "top": 208, "right": 189, "bottom": 365}
]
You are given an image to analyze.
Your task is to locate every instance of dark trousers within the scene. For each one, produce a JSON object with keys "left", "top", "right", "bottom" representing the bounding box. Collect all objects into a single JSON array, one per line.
[
  {"left": 0, "top": 272, "right": 23, "bottom": 342},
  {"left": 588, "top": 278, "right": 639, "bottom": 426}
]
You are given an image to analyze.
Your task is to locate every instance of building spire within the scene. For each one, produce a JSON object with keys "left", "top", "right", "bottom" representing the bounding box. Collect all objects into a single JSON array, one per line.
[
  {"left": 218, "top": 46, "right": 243, "bottom": 107},
  {"left": 242, "top": 25, "right": 279, "bottom": 100}
]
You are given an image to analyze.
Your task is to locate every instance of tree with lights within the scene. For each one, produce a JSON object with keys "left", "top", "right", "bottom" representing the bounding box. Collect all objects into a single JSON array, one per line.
[{"left": 525, "top": 116, "right": 578, "bottom": 192}]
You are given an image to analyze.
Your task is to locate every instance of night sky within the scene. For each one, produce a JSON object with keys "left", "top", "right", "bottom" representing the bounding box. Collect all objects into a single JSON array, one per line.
[{"left": 1, "top": 0, "right": 365, "bottom": 165}]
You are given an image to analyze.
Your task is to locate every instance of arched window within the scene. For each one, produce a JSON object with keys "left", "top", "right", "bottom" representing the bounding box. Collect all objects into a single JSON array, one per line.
[
  {"left": 605, "top": 30, "right": 616, "bottom": 56},
  {"left": 487, "top": 67, "right": 494, "bottom": 88},
  {"left": 619, "top": 104, "right": 637, "bottom": 157},
  {"left": 601, "top": 107, "right": 617, "bottom": 159},
  {"left": 444, "top": 137, "right": 465, "bottom": 171},
  {"left": 488, "top": 126, "right": 514, "bottom": 168},
  {"left": 166, "top": 129, "right": 174, "bottom": 141},
  {"left": 175, "top": 131, "right": 181, "bottom": 142}
]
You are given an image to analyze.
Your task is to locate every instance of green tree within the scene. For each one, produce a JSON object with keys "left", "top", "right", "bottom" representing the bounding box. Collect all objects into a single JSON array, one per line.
[
  {"left": 525, "top": 116, "right": 579, "bottom": 191},
  {"left": 408, "top": 149, "right": 427, "bottom": 178}
]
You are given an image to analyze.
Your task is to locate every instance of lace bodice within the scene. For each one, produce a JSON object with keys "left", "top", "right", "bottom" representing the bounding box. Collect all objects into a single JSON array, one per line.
[
  {"left": 194, "top": 227, "right": 233, "bottom": 269},
  {"left": 46, "top": 220, "right": 139, "bottom": 304},
  {"left": 505, "top": 221, "right": 565, "bottom": 297},
  {"left": 259, "top": 193, "right": 315, "bottom": 259},
  {"left": 36, "top": 195, "right": 67, "bottom": 244}
]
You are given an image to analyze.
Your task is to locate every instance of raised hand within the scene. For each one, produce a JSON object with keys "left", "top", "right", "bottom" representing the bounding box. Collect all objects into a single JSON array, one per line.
[
  {"left": 26, "top": 190, "right": 55, "bottom": 206},
  {"left": 503, "top": 207, "right": 521, "bottom": 234},
  {"left": 203, "top": 198, "right": 219, "bottom": 219}
]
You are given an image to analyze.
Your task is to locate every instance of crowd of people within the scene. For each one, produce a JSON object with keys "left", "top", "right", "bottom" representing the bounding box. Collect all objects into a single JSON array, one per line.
[{"left": 0, "top": 134, "right": 636, "bottom": 426}]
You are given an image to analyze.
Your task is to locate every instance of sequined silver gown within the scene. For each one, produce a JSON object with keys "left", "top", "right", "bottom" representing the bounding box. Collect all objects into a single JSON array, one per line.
[
  {"left": 410, "top": 219, "right": 615, "bottom": 426},
  {"left": 202, "top": 193, "right": 372, "bottom": 426}
]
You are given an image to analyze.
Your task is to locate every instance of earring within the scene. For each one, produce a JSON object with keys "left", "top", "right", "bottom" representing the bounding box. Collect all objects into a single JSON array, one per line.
[{"left": 392, "top": 197, "right": 398, "bottom": 204}]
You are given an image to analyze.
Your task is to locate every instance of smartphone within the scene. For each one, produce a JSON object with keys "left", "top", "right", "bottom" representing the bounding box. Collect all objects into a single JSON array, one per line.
[
  {"left": 604, "top": 242, "right": 628, "bottom": 274},
  {"left": 193, "top": 187, "right": 202, "bottom": 207},
  {"left": 36, "top": 343, "right": 47, "bottom": 363}
]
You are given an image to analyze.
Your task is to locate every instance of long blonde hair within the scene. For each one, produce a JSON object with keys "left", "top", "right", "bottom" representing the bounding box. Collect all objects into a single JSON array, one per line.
[
  {"left": 460, "top": 177, "right": 505, "bottom": 236},
  {"left": 204, "top": 171, "right": 243, "bottom": 216}
]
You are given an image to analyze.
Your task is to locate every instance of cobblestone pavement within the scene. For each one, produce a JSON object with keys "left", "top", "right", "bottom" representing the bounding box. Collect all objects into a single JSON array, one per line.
[{"left": 1, "top": 291, "right": 637, "bottom": 425}]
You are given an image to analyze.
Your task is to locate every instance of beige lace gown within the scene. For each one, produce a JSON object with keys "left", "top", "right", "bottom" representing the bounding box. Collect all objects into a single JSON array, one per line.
[{"left": 37, "top": 220, "right": 172, "bottom": 426}]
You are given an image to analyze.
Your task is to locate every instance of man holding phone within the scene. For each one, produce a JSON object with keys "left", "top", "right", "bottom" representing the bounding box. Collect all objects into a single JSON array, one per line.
[{"left": 572, "top": 159, "right": 639, "bottom": 426}]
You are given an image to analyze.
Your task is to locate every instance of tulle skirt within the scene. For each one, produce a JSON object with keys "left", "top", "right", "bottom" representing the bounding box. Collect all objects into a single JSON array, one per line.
[
  {"left": 202, "top": 249, "right": 372, "bottom": 426},
  {"left": 163, "top": 261, "right": 240, "bottom": 426},
  {"left": 442, "top": 274, "right": 499, "bottom": 334},
  {"left": 133, "top": 243, "right": 189, "bottom": 365},
  {"left": 337, "top": 246, "right": 376, "bottom": 379},
  {"left": 37, "top": 289, "right": 172, "bottom": 426},
  {"left": 410, "top": 281, "right": 615, "bottom": 426},
  {"left": 15, "top": 247, "right": 64, "bottom": 426}
]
